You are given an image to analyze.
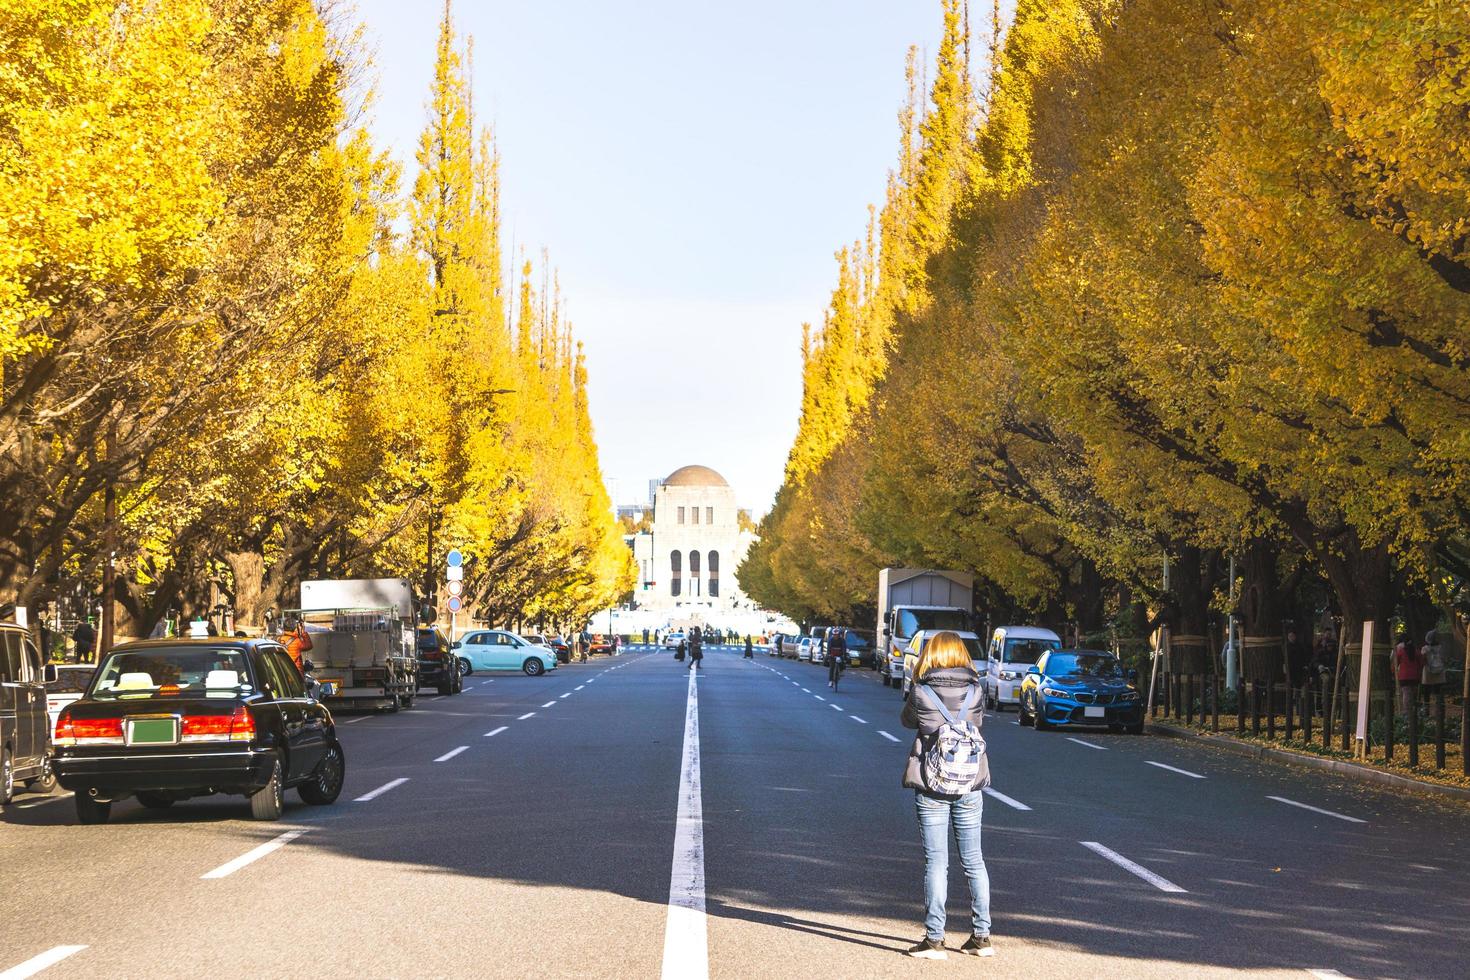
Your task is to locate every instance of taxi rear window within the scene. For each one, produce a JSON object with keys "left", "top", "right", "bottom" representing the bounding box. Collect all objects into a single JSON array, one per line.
[{"left": 93, "top": 648, "right": 253, "bottom": 698}]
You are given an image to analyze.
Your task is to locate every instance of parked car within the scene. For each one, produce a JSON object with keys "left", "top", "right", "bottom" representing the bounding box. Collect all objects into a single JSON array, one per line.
[
  {"left": 2, "top": 621, "right": 58, "bottom": 803},
  {"left": 589, "top": 634, "right": 617, "bottom": 656},
  {"left": 52, "top": 637, "right": 346, "bottom": 823},
  {"left": 1018, "top": 649, "right": 1144, "bottom": 733},
  {"left": 46, "top": 663, "right": 97, "bottom": 731},
  {"left": 454, "top": 630, "right": 558, "bottom": 676},
  {"left": 844, "top": 629, "right": 876, "bottom": 668},
  {"left": 901, "top": 629, "right": 987, "bottom": 698},
  {"left": 770, "top": 633, "right": 798, "bottom": 657},
  {"left": 541, "top": 635, "right": 572, "bottom": 664},
  {"left": 984, "top": 626, "right": 1062, "bottom": 710},
  {"left": 809, "top": 627, "right": 829, "bottom": 665},
  {"left": 796, "top": 637, "right": 815, "bottom": 662},
  {"left": 416, "top": 627, "right": 463, "bottom": 695}
]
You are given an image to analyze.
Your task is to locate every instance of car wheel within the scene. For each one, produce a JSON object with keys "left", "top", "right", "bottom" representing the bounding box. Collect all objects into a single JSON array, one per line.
[
  {"left": 75, "top": 794, "right": 111, "bottom": 825},
  {"left": 1, "top": 748, "right": 12, "bottom": 805},
  {"left": 399, "top": 692, "right": 415, "bottom": 710},
  {"left": 1033, "top": 700, "right": 1052, "bottom": 731},
  {"left": 249, "top": 757, "right": 285, "bottom": 821},
  {"left": 881, "top": 674, "right": 890, "bottom": 688},
  {"left": 459, "top": 658, "right": 473, "bottom": 677},
  {"left": 451, "top": 667, "right": 463, "bottom": 694},
  {"left": 25, "top": 756, "right": 57, "bottom": 795},
  {"left": 299, "top": 741, "right": 345, "bottom": 805},
  {"left": 436, "top": 678, "right": 452, "bottom": 696},
  {"left": 523, "top": 658, "right": 545, "bottom": 677},
  {"left": 136, "top": 791, "right": 174, "bottom": 810}
]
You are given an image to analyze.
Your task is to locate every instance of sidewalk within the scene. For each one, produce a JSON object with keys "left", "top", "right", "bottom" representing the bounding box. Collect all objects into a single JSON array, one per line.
[{"left": 1149, "top": 719, "right": 1470, "bottom": 804}]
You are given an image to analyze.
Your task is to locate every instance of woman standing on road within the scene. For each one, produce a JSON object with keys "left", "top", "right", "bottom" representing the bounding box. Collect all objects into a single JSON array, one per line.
[{"left": 900, "top": 631, "right": 993, "bottom": 960}]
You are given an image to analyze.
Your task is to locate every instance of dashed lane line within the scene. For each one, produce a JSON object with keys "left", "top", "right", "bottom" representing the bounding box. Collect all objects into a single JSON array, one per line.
[
  {"left": 828, "top": 704, "right": 843, "bottom": 712},
  {"left": 814, "top": 695, "right": 826, "bottom": 701},
  {"left": 983, "top": 787, "right": 1032, "bottom": 811},
  {"left": 435, "top": 746, "right": 470, "bottom": 763},
  {"left": 354, "top": 777, "right": 410, "bottom": 803},
  {"left": 1145, "top": 761, "right": 1206, "bottom": 779},
  {"left": 560, "top": 692, "right": 572, "bottom": 698},
  {"left": 1066, "top": 737, "right": 1107, "bottom": 750},
  {"left": 576, "top": 685, "right": 585, "bottom": 690},
  {"left": 484, "top": 726, "right": 508, "bottom": 737},
  {"left": 541, "top": 701, "right": 557, "bottom": 708},
  {"left": 201, "top": 829, "right": 308, "bottom": 879},
  {"left": 1267, "top": 796, "right": 1366, "bottom": 824},
  {"left": 518, "top": 712, "right": 537, "bottom": 720},
  {"left": 0, "top": 946, "right": 88, "bottom": 980},
  {"left": 1080, "top": 841, "right": 1186, "bottom": 893},
  {"left": 878, "top": 731, "right": 901, "bottom": 743},
  {"left": 800, "top": 688, "right": 811, "bottom": 693},
  {"left": 849, "top": 715, "right": 868, "bottom": 724},
  {"left": 343, "top": 716, "right": 369, "bottom": 724}
]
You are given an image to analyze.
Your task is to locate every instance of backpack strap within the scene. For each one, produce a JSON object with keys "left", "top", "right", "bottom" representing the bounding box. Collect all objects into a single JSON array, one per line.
[{"left": 917, "top": 684, "right": 961, "bottom": 728}]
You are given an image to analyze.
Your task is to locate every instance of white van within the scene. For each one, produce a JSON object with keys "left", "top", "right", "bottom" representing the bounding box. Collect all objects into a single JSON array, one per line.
[{"left": 985, "top": 626, "right": 1061, "bottom": 709}]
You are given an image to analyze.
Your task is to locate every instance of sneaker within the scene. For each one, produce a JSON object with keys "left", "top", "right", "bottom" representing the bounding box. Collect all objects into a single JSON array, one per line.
[
  {"left": 905, "top": 938, "right": 947, "bottom": 960},
  {"left": 959, "top": 935, "right": 994, "bottom": 957}
]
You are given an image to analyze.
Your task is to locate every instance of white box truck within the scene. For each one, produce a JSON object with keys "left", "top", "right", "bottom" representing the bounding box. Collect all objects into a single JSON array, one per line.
[
  {"left": 294, "top": 578, "right": 420, "bottom": 712},
  {"left": 876, "top": 568, "right": 975, "bottom": 690}
]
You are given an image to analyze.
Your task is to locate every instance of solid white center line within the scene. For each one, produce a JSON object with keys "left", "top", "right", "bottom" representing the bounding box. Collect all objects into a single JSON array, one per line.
[
  {"left": 1268, "top": 796, "right": 1366, "bottom": 824},
  {"left": 878, "top": 730, "right": 901, "bottom": 742},
  {"left": 983, "top": 787, "right": 1032, "bottom": 811},
  {"left": 354, "top": 777, "right": 409, "bottom": 802},
  {"left": 0, "top": 946, "right": 88, "bottom": 980},
  {"left": 1066, "top": 737, "right": 1107, "bottom": 750},
  {"left": 662, "top": 660, "right": 707, "bottom": 979},
  {"left": 849, "top": 715, "right": 868, "bottom": 724},
  {"left": 201, "top": 829, "right": 308, "bottom": 879},
  {"left": 484, "top": 726, "right": 508, "bottom": 737},
  {"left": 541, "top": 701, "right": 557, "bottom": 708},
  {"left": 1081, "top": 841, "right": 1186, "bottom": 892},
  {"left": 1145, "top": 761, "right": 1206, "bottom": 779},
  {"left": 435, "top": 746, "right": 469, "bottom": 762},
  {"left": 518, "top": 711, "right": 536, "bottom": 720}
]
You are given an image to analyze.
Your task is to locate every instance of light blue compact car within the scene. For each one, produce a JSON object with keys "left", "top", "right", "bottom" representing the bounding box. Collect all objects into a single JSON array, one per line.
[{"left": 453, "top": 630, "right": 558, "bottom": 676}]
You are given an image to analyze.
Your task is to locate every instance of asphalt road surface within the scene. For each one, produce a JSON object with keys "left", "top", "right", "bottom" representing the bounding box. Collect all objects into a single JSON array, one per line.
[{"left": 3, "top": 645, "right": 1468, "bottom": 979}]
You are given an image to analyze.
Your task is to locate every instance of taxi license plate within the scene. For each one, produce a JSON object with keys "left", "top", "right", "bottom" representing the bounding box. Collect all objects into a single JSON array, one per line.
[
  {"left": 126, "top": 717, "right": 179, "bottom": 746},
  {"left": 1083, "top": 706, "right": 1106, "bottom": 718}
]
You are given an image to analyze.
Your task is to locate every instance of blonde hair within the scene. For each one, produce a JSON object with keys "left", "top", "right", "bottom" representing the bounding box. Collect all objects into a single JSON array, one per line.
[{"left": 915, "top": 631, "right": 974, "bottom": 679}]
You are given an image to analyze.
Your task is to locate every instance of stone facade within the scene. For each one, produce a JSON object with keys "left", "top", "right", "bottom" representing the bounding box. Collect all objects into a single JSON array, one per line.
[{"left": 629, "top": 465, "right": 755, "bottom": 614}]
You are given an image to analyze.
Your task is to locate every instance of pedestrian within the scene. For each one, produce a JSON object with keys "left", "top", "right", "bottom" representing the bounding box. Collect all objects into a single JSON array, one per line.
[
  {"left": 279, "top": 619, "right": 314, "bottom": 671},
  {"left": 775, "top": 634, "right": 784, "bottom": 658},
  {"left": 744, "top": 635, "right": 753, "bottom": 659},
  {"left": 828, "top": 629, "right": 847, "bottom": 690},
  {"left": 643, "top": 627, "right": 650, "bottom": 646},
  {"left": 72, "top": 619, "right": 96, "bottom": 663},
  {"left": 1390, "top": 630, "right": 1425, "bottom": 717},
  {"left": 1284, "top": 629, "right": 1308, "bottom": 689},
  {"left": 900, "top": 630, "right": 993, "bottom": 960},
  {"left": 1420, "top": 628, "right": 1448, "bottom": 696},
  {"left": 688, "top": 627, "right": 703, "bottom": 671},
  {"left": 675, "top": 639, "right": 686, "bottom": 662}
]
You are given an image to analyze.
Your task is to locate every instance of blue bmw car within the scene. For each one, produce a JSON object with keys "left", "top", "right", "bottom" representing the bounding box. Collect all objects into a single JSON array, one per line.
[{"left": 1018, "top": 650, "right": 1145, "bottom": 734}]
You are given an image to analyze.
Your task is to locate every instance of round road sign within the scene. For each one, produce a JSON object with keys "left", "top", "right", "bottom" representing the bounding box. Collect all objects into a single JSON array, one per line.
[
  {"left": 447, "top": 595, "right": 463, "bottom": 613},
  {"left": 447, "top": 548, "right": 464, "bottom": 568},
  {"left": 447, "top": 579, "right": 463, "bottom": 597}
]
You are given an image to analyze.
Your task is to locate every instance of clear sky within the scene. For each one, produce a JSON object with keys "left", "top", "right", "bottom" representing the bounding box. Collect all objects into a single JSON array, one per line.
[{"left": 351, "top": 0, "right": 956, "bottom": 513}]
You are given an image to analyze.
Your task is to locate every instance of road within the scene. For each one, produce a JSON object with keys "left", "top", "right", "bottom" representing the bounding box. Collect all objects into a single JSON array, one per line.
[{"left": 3, "top": 645, "right": 1468, "bottom": 979}]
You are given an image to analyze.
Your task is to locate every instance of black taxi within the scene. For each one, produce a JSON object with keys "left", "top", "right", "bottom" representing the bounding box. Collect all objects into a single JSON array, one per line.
[{"left": 53, "top": 638, "right": 345, "bottom": 824}]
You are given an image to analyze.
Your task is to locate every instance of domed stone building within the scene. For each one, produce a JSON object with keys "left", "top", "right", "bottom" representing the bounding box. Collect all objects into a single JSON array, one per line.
[{"left": 629, "top": 464, "right": 756, "bottom": 615}]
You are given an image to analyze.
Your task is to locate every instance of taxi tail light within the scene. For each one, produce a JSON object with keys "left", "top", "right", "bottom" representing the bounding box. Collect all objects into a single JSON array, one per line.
[
  {"left": 229, "top": 705, "right": 255, "bottom": 741},
  {"left": 180, "top": 706, "right": 254, "bottom": 742},
  {"left": 55, "top": 712, "right": 123, "bottom": 746}
]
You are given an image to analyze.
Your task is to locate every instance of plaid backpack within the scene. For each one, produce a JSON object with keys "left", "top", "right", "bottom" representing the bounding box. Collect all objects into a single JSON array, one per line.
[{"left": 916, "top": 684, "right": 985, "bottom": 795}]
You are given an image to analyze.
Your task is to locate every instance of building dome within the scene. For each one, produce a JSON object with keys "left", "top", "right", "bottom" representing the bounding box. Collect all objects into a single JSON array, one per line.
[{"left": 664, "top": 464, "right": 729, "bottom": 488}]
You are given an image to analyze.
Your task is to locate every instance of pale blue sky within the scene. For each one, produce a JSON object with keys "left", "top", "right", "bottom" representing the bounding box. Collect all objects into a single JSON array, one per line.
[{"left": 352, "top": 0, "right": 975, "bottom": 512}]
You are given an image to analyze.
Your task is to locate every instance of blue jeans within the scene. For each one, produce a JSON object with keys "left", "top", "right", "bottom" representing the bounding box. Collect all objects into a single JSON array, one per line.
[{"left": 915, "top": 790, "right": 991, "bottom": 941}]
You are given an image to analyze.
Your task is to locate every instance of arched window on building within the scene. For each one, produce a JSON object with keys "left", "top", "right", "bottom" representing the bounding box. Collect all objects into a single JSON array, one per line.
[
  {"left": 708, "top": 551, "right": 719, "bottom": 598},
  {"left": 670, "top": 550, "right": 682, "bottom": 598},
  {"left": 689, "top": 550, "right": 701, "bottom": 597}
]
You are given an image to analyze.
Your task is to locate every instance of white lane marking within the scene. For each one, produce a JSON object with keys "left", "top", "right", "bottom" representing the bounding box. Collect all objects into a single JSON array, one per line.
[
  {"left": 435, "top": 746, "right": 469, "bottom": 762},
  {"left": 343, "top": 716, "right": 369, "bottom": 724},
  {"left": 661, "top": 656, "right": 708, "bottom": 980},
  {"left": 576, "top": 685, "right": 585, "bottom": 690},
  {"left": 0, "top": 946, "right": 88, "bottom": 980},
  {"left": 354, "top": 777, "right": 409, "bottom": 802},
  {"left": 849, "top": 715, "right": 868, "bottom": 724},
  {"left": 1145, "top": 761, "right": 1206, "bottom": 779},
  {"left": 983, "top": 787, "right": 1032, "bottom": 811},
  {"left": 518, "top": 712, "right": 536, "bottom": 720},
  {"left": 1268, "top": 796, "right": 1366, "bottom": 824},
  {"left": 801, "top": 688, "right": 810, "bottom": 693},
  {"left": 12, "top": 792, "right": 73, "bottom": 809},
  {"left": 1305, "top": 971, "right": 1348, "bottom": 979},
  {"left": 428, "top": 696, "right": 444, "bottom": 702},
  {"left": 201, "top": 829, "right": 308, "bottom": 879},
  {"left": 559, "top": 693, "right": 571, "bottom": 699},
  {"left": 1066, "top": 737, "right": 1107, "bottom": 750},
  {"left": 1011, "top": 720, "right": 1021, "bottom": 726},
  {"left": 828, "top": 704, "right": 843, "bottom": 712},
  {"left": 541, "top": 701, "right": 557, "bottom": 708},
  {"left": 814, "top": 695, "right": 826, "bottom": 701},
  {"left": 878, "top": 731, "right": 901, "bottom": 742},
  {"left": 484, "top": 726, "right": 508, "bottom": 737},
  {"left": 1080, "top": 841, "right": 1186, "bottom": 893}
]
